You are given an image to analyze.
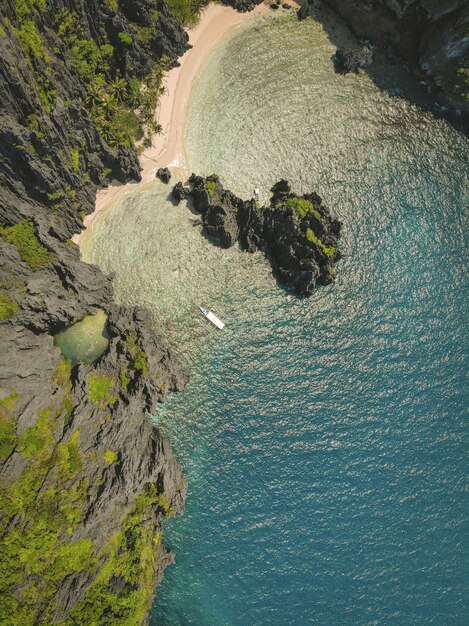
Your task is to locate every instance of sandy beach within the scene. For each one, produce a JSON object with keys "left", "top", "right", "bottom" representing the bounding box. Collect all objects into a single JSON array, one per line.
[{"left": 73, "top": 2, "right": 282, "bottom": 244}]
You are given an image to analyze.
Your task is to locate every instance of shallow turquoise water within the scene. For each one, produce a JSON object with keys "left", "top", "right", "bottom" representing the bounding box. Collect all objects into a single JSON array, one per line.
[{"left": 83, "top": 14, "right": 469, "bottom": 625}]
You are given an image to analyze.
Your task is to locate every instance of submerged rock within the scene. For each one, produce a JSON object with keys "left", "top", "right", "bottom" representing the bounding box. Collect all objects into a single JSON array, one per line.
[
  {"left": 334, "top": 47, "right": 373, "bottom": 74},
  {"left": 157, "top": 167, "right": 172, "bottom": 183},
  {"left": 187, "top": 175, "right": 342, "bottom": 296}
]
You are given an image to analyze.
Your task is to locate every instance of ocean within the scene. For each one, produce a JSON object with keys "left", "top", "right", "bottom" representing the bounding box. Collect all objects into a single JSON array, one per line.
[{"left": 82, "top": 14, "right": 468, "bottom": 625}]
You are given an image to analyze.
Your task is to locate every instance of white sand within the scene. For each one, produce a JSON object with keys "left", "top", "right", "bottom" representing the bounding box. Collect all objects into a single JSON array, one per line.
[{"left": 73, "top": 2, "right": 298, "bottom": 244}]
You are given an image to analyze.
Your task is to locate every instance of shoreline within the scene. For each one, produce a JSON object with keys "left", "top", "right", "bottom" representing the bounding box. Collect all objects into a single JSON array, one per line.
[{"left": 72, "top": 2, "right": 281, "bottom": 245}]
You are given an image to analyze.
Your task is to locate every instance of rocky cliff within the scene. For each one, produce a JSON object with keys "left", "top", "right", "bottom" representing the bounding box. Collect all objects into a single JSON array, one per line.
[
  {"left": 0, "top": 0, "right": 190, "bottom": 623},
  {"left": 319, "top": 0, "right": 469, "bottom": 123}
]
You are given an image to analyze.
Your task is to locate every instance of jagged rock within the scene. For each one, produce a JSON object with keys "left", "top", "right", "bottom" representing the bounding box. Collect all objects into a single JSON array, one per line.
[
  {"left": 334, "top": 46, "right": 373, "bottom": 74},
  {"left": 188, "top": 175, "right": 341, "bottom": 295},
  {"left": 297, "top": 3, "right": 310, "bottom": 20},
  {"left": 156, "top": 167, "right": 172, "bottom": 183},
  {"left": 221, "top": 0, "right": 263, "bottom": 12},
  {"left": 171, "top": 182, "right": 190, "bottom": 203}
]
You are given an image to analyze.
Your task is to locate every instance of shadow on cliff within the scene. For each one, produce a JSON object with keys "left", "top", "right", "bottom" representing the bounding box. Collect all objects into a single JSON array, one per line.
[{"left": 311, "top": 1, "right": 469, "bottom": 135}]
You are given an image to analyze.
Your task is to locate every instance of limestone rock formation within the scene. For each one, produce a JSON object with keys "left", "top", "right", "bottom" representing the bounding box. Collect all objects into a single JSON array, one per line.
[{"left": 188, "top": 175, "right": 342, "bottom": 296}]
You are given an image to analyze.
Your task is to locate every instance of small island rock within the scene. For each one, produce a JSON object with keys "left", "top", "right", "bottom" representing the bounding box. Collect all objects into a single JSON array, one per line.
[
  {"left": 334, "top": 46, "right": 373, "bottom": 74},
  {"left": 156, "top": 167, "right": 172, "bottom": 183}
]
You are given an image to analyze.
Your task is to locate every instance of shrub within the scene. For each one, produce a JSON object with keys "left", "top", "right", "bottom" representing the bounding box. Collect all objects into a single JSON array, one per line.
[
  {"left": 206, "top": 180, "right": 217, "bottom": 198},
  {"left": 0, "top": 293, "right": 19, "bottom": 321},
  {"left": 55, "top": 430, "right": 83, "bottom": 478},
  {"left": 88, "top": 373, "right": 118, "bottom": 406},
  {"left": 69, "top": 39, "right": 112, "bottom": 81},
  {"left": 285, "top": 197, "right": 321, "bottom": 220},
  {"left": 53, "top": 359, "right": 72, "bottom": 387},
  {"left": 121, "top": 368, "right": 131, "bottom": 389},
  {"left": 15, "top": 19, "right": 49, "bottom": 62},
  {"left": 70, "top": 147, "right": 80, "bottom": 171},
  {"left": 125, "top": 332, "right": 148, "bottom": 377},
  {"left": 0, "top": 390, "right": 19, "bottom": 461},
  {"left": 104, "top": 449, "right": 118, "bottom": 465},
  {"left": 0, "top": 220, "right": 54, "bottom": 269},
  {"left": 117, "top": 31, "right": 132, "bottom": 45},
  {"left": 18, "top": 408, "right": 54, "bottom": 460}
]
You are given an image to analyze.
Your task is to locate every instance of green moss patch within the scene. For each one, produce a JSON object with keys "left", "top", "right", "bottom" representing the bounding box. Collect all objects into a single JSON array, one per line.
[
  {"left": 88, "top": 373, "right": 118, "bottom": 407},
  {"left": 285, "top": 197, "right": 321, "bottom": 220},
  {"left": 0, "top": 390, "right": 19, "bottom": 461},
  {"left": 0, "top": 292, "right": 19, "bottom": 321},
  {"left": 306, "top": 228, "right": 336, "bottom": 257},
  {"left": 125, "top": 331, "right": 148, "bottom": 377},
  {"left": 104, "top": 449, "right": 118, "bottom": 466}
]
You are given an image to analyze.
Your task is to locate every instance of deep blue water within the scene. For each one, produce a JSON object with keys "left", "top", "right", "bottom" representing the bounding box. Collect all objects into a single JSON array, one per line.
[{"left": 85, "top": 14, "right": 469, "bottom": 626}]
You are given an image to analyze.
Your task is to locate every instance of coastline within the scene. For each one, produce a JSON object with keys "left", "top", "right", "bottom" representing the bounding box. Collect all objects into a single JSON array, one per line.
[{"left": 72, "top": 2, "right": 276, "bottom": 245}]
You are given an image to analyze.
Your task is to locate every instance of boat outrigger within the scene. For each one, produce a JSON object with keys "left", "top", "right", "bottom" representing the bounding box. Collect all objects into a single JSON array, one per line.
[{"left": 198, "top": 306, "right": 225, "bottom": 330}]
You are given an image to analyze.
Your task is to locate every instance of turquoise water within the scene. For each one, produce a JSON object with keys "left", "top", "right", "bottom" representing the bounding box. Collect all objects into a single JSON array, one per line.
[
  {"left": 83, "top": 14, "right": 469, "bottom": 625},
  {"left": 53, "top": 310, "right": 109, "bottom": 364}
]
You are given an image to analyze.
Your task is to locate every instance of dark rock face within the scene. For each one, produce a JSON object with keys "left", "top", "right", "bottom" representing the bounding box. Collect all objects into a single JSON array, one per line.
[
  {"left": 171, "top": 182, "right": 190, "bottom": 203},
  {"left": 334, "top": 46, "right": 373, "bottom": 73},
  {"left": 322, "top": 0, "right": 469, "bottom": 120},
  {"left": 222, "top": 0, "right": 263, "bottom": 12},
  {"left": 188, "top": 175, "right": 341, "bottom": 296},
  {"left": 157, "top": 167, "right": 172, "bottom": 183},
  {"left": 0, "top": 0, "right": 190, "bottom": 621}
]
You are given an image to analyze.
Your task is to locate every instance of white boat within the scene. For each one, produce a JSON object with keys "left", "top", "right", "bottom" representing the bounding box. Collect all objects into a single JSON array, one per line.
[{"left": 198, "top": 306, "right": 225, "bottom": 330}]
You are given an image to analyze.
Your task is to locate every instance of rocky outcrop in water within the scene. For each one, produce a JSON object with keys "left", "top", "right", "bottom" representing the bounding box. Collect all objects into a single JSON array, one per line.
[
  {"left": 157, "top": 167, "right": 172, "bottom": 183},
  {"left": 187, "top": 174, "right": 341, "bottom": 296},
  {"left": 319, "top": 0, "right": 469, "bottom": 121},
  {"left": 334, "top": 46, "right": 373, "bottom": 73},
  {"left": 0, "top": 0, "right": 190, "bottom": 623}
]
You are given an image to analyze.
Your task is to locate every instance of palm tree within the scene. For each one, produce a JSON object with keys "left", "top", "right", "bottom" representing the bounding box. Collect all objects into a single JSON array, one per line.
[
  {"left": 85, "top": 82, "right": 104, "bottom": 109},
  {"left": 109, "top": 77, "right": 128, "bottom": 103}
]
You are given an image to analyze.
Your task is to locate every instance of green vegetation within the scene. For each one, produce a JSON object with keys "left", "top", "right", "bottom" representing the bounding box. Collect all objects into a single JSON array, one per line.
[
  {"left": 14, "top": 19, "right": 49, "bottom": 62},
  {"left": 121, "top": 367, "right": 131, "bottom": 389},
  {"left": 135, "top": 25, "right": 154, "bottom": 43},
  {"left": 0, "top": 401, "right": 95, "bottom": 625},
  {"left": 454, "top": 65, "right": 469, "bottom": 102},
  {"left": 19, "top": 408, "right": 54, "bottom": 460},
  {"left": 55, "top": 430, "right": 83, "bottom": 479},
  {"left": 285, "top": 197, "right": 321, "bottom": 220},
  {"left": 70, "top": 146, "right": 80, "bottom": 171},
  {"left": 206, "top": 180, "right": 217, "bottom": 198},
  {"left": 0, "top": 390, "right": 19, "bottom": 461},
  {"left": 104, "top": 449, "right": 118, "bottom": 465},
  {"left": 165, "top": 0, "right": 210, "bottom": 25},
  {"left": 36, "top": 76, "right": 57, "bottom": 113},
  {"left": 65, "top": 484, "right": 170, "bottom": 626},
  {"left": 118, "top": 31, "right": 132, "bottom": 45},
  {"left": 0, "top": 220, "right": 54, "bottom": 269},
  {"left": 306, "top": 228, "right": 336, "bottom": 257},
  {"left": 69, "top": 39, "right": 114, "bottom": 81},
  {"left": 53, "top": 359, "right": 72, "bottom": 387},
  {"left": 125, "top": 331, "right": 148, "bottom": 377},
  {"left": 0, "top": 292, "right": 19, "bottom": 321},
  {"left": 105, "top": 0, "right": 119, "bottom": 10},
  {"left": 88, "top": 373, "right": 118, "bottom": 407}
]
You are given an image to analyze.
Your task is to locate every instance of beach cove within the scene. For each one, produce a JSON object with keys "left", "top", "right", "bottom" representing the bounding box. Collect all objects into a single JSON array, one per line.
[{"left": 80, "top": 8, "right": 469, "bottom": 625}]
